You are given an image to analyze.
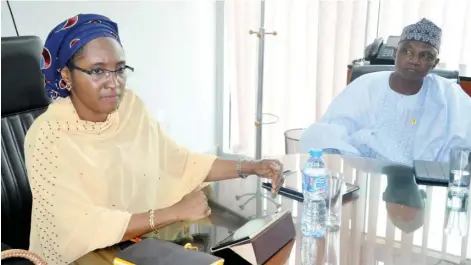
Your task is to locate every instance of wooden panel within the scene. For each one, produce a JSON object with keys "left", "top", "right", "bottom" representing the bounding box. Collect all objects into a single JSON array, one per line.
[
  {"left": 347, "top": 69, "right": 352, "bottom": 85},
  {"left": 460, "top": 79, "right": 471, "bottom": 97}
]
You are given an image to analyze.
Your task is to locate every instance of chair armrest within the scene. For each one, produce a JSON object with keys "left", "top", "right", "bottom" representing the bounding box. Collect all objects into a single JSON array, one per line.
[{"left": 1, "top": 243, "right": 42, "bottom": 265}]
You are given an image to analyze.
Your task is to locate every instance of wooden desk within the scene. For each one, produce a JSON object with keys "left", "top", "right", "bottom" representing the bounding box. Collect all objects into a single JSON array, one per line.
[{"left": 176, "top": 154, "right": 470, "bottom": 264}]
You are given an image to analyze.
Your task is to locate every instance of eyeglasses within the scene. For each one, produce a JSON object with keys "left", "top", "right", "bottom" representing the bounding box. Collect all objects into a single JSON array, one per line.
[{"left": 69, "top": 63, "right": 134, "bottom": 81}]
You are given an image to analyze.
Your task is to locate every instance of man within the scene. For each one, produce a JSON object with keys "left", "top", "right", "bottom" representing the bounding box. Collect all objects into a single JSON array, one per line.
[{"left": 300, "top": 18, "right": 471, "bottom": 165}]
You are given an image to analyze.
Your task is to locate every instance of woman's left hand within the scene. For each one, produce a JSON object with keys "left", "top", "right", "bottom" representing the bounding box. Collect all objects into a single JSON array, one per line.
[{"left": 253, "top": 159, "right": 284, "bottom": 194}]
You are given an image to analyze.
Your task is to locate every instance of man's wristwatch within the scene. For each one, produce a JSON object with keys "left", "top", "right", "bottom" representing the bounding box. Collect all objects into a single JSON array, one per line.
[{"left": 236, "top": 158, "right": 250, "bottom": 179}]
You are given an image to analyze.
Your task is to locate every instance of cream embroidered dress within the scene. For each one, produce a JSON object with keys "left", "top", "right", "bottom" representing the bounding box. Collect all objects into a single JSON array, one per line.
[{"left": 25, "top": 89, "right": 216, "bottom": 264}]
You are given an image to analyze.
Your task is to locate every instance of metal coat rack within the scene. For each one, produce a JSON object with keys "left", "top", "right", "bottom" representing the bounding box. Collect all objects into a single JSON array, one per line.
[{"left": 235, "top": 0, "right": 280, "bottom": 216}]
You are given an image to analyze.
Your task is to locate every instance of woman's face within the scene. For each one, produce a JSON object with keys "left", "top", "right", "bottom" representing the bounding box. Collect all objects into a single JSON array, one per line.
[{"left": 61, "top": 37, "right": 128, "bottom": 122}]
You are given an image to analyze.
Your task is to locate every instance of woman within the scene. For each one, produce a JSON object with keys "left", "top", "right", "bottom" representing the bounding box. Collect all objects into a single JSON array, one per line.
[{"left": 26, "top": 14, "right": 284, "bottom": 265}]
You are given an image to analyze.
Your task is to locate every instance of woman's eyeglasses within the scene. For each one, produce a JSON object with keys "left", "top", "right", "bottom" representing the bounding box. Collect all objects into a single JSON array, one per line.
[{"left": 69, "top": 63, "right": 134, "bottom": 81}]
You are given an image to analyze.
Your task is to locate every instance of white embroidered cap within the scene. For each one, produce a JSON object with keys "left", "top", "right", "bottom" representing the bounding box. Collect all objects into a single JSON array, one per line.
[{"left": 400, "top": 18, "right": 442, "bottom": 51}]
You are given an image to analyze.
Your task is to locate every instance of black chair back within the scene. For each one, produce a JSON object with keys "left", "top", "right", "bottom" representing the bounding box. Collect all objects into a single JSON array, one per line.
[
  {"left": 1, "top": 36, "right": 50, "bottom": 249},
  {"left": 349, "top": 65, "right": 460, "bottom": 83}
]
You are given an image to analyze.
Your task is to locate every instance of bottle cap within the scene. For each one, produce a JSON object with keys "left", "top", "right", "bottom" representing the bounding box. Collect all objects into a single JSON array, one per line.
[{"left": 309, "top": 148, "right": 323, "bottom": 157}]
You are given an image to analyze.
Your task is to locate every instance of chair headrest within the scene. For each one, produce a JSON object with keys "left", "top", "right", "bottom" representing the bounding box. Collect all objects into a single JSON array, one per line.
[
  {"left": 1, "top": 36, "right": 51, "bottom": 117},
  {"left": 349, "top": 65, "right": 459, "bottom": 83}
]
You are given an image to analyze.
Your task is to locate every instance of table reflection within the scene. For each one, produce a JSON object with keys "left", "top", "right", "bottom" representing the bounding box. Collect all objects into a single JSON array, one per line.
[
  {"left": 382, "top": 165, "right": 426, "bottom": 235},
  {"left": 301, "top": 231, "right": 341, "bottom": 265},
  {"left": 168, "top": 154, "right": 471, "bottom": 265}
]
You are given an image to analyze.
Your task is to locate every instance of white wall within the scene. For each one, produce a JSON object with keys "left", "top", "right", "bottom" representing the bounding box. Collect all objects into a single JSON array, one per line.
[
  {"left": 1, "top": 1, "right": 17, "bottom": 37},
  {"left": 1, "top": 0, "right": 220, "bottom": 154}
]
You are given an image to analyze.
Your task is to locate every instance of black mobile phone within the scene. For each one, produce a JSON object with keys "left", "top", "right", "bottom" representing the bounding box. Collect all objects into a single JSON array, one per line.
[
  {"left": 261, "top": 183, "right": 304, "bottom": 202},
  {"left": 413, "top": 160, "right": 450, "bottom": 187},
  {"left": 261, "top": 182, "right": 359, "bottom": 203}
]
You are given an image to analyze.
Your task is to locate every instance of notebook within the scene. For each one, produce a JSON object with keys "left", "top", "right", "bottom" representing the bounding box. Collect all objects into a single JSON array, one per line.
[{"left": 114, "top": 238, "right": 224, "bottom": 265}]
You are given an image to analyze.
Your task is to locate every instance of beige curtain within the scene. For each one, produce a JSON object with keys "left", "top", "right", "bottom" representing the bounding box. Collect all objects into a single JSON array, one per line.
[{"left": 223, "top": 0, "right": 471, "bottom": 157}]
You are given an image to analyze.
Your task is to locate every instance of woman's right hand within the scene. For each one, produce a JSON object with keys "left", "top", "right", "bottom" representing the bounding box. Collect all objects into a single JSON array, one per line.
[{"left": 171, "top": 187, "right": 211, "bottom": 222}]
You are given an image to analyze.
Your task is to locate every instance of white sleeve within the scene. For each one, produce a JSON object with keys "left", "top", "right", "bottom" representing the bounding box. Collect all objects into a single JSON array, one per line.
[
  {"left": 300, "top": 75, "right": 374, "bottom": 155},
  {"left": 435, "top": 83, "right": 471, "bottom": 161}
]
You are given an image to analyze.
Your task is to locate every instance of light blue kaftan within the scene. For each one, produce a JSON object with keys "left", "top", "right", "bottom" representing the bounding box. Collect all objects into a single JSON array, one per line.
[{"left": 300, "top": 71, "right": 471, "bottom": 165}]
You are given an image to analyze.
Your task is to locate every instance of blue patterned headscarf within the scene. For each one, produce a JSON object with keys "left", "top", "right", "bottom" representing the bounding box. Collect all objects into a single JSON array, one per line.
[
  {"left": 41, "top": 14, "right": 121, "bottom": 100},
  {"left": 400, "top": 18, "right": 442, "bottom": 51}
]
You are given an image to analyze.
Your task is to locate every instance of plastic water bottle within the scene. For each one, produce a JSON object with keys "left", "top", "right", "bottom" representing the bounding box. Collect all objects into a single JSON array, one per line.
[{"left": 301, "top": 149, "right": 328, "bottom": 238}]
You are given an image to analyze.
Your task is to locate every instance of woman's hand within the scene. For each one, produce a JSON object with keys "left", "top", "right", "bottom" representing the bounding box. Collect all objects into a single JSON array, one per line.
[
  {"left": 253, "top": 159, "right": 284, "bottom": 193},
  {"left": 170, "top": 187, "right": 211, "bottom": 222},
  {"left": 122, "top": 188, "right": 210, "bottom": 241}
]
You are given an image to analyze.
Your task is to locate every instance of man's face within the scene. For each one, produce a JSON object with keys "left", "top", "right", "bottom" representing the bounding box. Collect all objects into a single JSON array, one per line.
[{"left": 394, "top": 40, "right": 440, "bottom": 81}]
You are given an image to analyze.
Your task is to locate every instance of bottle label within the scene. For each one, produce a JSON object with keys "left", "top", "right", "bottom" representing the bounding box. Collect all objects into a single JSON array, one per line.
[
  {"left": 303, "top": 168, "right": 328, "bottom": 193},
  {"left": 306, "top": 176, "right": 327, "bottom": 192}
]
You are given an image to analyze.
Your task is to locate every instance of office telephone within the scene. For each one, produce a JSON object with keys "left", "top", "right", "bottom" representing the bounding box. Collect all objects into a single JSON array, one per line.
[{"left": 364, "top": 36, "right": 401, "bottom": 65}]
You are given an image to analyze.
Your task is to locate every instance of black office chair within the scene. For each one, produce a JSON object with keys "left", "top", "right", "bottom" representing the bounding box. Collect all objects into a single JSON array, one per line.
[
  {"left": 1, "top": 36, "right": 51, "bottom": 265},
  {"left": 349, "top": 64, "right": 460, "bottom": 83}
]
